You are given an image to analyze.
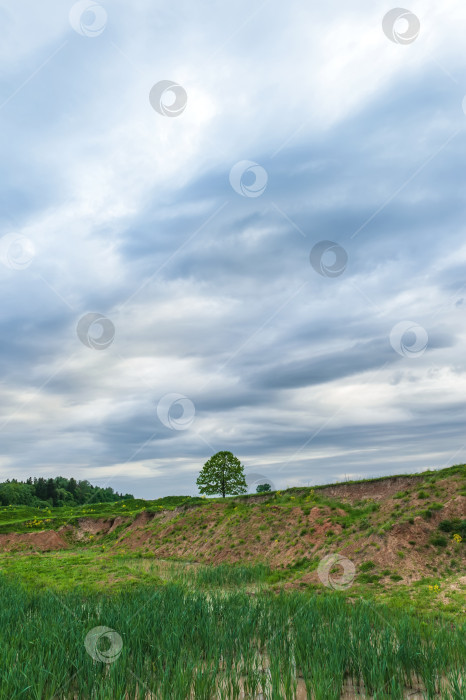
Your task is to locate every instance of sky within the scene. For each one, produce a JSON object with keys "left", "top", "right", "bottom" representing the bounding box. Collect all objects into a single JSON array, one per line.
[{"left": 1, "top": 0, "right": 466, "bottom": 498}]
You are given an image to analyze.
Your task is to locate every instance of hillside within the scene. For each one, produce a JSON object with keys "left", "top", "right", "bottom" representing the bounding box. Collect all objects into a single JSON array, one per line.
[
  {"left": 0, "top": 464, "right": 464, "bottom": 615},
  {"left": 1, "top": 464, "right": 464, "bottom": 698}
]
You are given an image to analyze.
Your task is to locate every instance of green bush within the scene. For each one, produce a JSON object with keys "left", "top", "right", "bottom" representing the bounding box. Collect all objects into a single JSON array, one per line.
[
  {"left": 359, "top": 561, "right": 376, "bottom": 572},
  {"left": 438, "top": 519, "right": 466, "bottom": 538},
  {"left": 430, "top": 535, "right": 447, "bottom": 547},
  {"left": 430, "top": 502, "right": 443, "bottom": 511},
  {"left": 357, "top": 573, "right": 380, "bottom": 584}
]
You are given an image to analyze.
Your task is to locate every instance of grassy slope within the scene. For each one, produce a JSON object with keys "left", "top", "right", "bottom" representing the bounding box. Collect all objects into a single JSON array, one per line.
[
  {"left": 0, "top": 495, "right": 206, "bottom": 532},
  {"left": 0, "top": 464, "right": 464, "bottom": 616}
]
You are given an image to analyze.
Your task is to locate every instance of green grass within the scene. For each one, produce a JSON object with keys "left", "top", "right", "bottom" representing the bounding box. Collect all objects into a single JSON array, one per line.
[
  {"left": 0, "top": 551, "right": 164, "bottom": 593},
  {"left": 0, "top": 495, "right": 208, "bottom": 534},
  {"left": 1, "top": 548, "right": 464, "bottom": 621},
  {"left": 193, "top": 562, "right": 271, "bottom": 587},
  {"left": 0, "top": 577, "right": 463, "bottom": 699},
  {"left": 0, "top": 463, "right": 464, "bottom": 697},
  {"left": 0, "top": 551, "right": 275, "bottom": 593},
  {"left": 0, "top": 463, "right": 464, "bottom": 699}
]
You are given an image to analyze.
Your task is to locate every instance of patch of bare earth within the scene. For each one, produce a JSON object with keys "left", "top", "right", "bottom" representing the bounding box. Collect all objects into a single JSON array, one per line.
[
  {"left": 107, "top": 475, "right": 465, "bottom": 584},
  {"left": 1, "top": 473, "right": 463, "bottom": 580},
  {"left": 0, "top": 530, "right": 68, "bottom": 552}
]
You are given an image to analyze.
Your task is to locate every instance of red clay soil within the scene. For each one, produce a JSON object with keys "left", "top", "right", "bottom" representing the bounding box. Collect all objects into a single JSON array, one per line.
[
  {"left": 0, "top": 473, "right": 463, "bottom": 583},
  {"left": 107, "top": 476, "right": 464, "bottom": 580},
  {"left": 63, "top": 516, "right": 131, "bottom": 540},
  {"left": 0, "top": 530, "right": 68, "bottom": 552},
  {"left": 319, "top": 475, "right": 426, "bottom": 502}
]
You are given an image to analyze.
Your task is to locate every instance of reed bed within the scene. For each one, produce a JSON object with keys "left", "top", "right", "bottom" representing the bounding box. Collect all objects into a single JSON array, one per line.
[
  {"left": 159, "top": 561, "right": 271, "bottom": 589},
  {"left": 0, "top": 577, "right": 463, "bottom": 699}
]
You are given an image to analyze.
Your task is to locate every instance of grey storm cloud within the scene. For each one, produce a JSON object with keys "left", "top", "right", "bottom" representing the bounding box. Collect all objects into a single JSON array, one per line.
[{"left": 1, "top": 0, "right": 466, "bottom": 496}]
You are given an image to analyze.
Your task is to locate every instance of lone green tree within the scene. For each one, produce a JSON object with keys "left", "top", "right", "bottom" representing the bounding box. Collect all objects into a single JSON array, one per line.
[
  {"left": 197, "top": 451, "right": 247, "bottom": 498},
  {"left": 256, "top": 483, "right": 271, "bottom": 493}
]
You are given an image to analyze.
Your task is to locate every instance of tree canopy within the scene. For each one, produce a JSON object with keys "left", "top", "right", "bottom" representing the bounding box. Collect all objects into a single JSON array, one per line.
[
  {"left": 0, "top": 477, "right": 134, "bottom": 508},
  {"left": 256, "top": 483, "right": 272, "bottom": 493},
  {"left": 196, "top": 451, "right": 247, "bottom": 498}
]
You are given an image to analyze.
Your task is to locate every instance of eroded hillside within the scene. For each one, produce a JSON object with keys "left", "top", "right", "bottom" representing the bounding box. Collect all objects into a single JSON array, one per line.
[{"left": 1, "top": 465, "right": 463, "bottom": 592}]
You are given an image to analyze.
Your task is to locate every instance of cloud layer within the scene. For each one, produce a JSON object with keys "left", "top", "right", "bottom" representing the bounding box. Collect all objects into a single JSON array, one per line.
[{"left": 1, "top": 0, "right": 466, "bottom": 497}]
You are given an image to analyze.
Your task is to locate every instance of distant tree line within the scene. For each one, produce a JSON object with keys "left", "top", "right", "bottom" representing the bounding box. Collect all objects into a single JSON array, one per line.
[{"left": 0, "top": 477, "right": 134, "bottom": 508}]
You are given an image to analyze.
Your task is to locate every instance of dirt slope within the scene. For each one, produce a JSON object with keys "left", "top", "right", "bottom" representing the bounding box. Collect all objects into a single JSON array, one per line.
[
  {"left": 1, "top": 467, "right": 464, "bottom": 583},
  {"left": 0, "top": 530, "right": 68, "bottom": 552}
]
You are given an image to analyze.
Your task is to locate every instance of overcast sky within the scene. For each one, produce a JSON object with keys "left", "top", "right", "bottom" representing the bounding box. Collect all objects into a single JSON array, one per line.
[{"left": 1, "top": 1, "right": 465, "bottom": 498}]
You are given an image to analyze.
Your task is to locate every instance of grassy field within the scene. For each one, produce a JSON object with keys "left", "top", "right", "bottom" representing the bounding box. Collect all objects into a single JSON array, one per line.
[
  {"left": 0, "top": 550, "right": 463, "bottom": 620},
  {"left": 0, "top": 575, "right": 464, "bottom": 699},
  {"left": 0, "top": 464, "right": 464, "bottom": 698}
]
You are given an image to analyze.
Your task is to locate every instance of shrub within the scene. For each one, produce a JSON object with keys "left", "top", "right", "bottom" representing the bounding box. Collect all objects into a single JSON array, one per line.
[
  {"left": 438, "top": 519, "right": 466, "bottom": 538},
  {"left": 357, "top": 573, "right": 380, "bottom": 584},
  {"left": 359, "top": 561, "right": 376, "bottom": 572},
  {"left": 256, "top": 483, "right": 272, "bottom": 493},
  {"left": 430, "top": 535, "right": 447, "bottom": 547},
  {"left": 430, "top": 502, "right": 443, "bottom": 511}
]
